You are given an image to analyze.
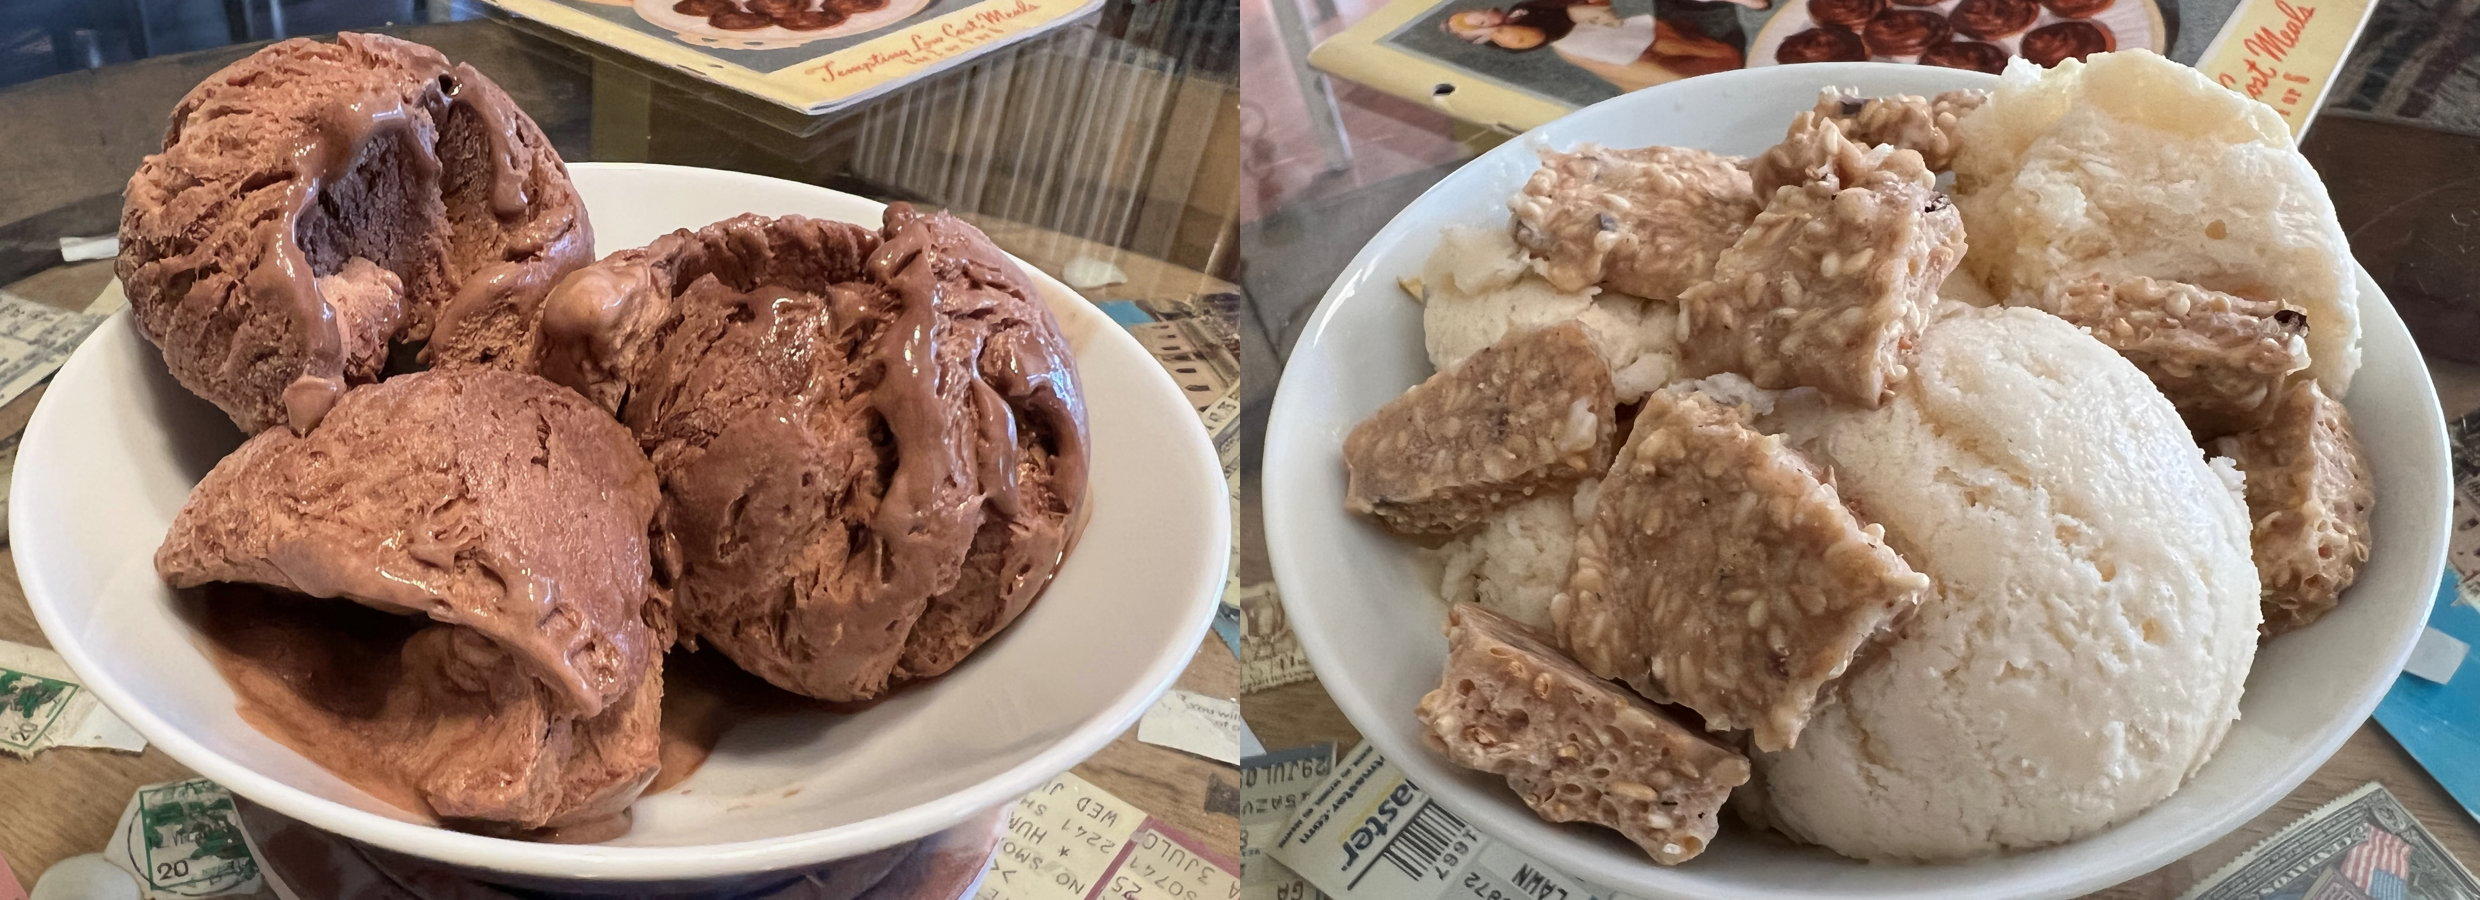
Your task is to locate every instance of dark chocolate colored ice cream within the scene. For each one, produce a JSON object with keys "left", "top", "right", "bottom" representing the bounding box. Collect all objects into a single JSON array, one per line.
[
  {"left": 118, "top": 33, "right": 590, "bottom": 436},
  {"left": 532, "top": 207, "right": 1089, "bottom": 701},
  {"left": 158, "top": 368, "right": 664, "bottom": 833}
]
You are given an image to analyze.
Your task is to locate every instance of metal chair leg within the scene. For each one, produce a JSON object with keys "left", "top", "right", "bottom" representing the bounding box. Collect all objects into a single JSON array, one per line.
[{"left": 1264, "top": 0, "right": 1353, "bottom": 172}]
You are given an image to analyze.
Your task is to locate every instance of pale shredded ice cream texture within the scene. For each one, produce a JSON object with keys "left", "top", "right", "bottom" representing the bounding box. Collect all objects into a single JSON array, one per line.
[
  {"left": 1753, "top": 306, "right": 2261, "bottom": 862},
  {"left": 1952, "top": 52, "right": 2361, "bottom": 393},
  {"left": 1433, "top": 479, "right": 1599, "bottom": 631},
  {"left": 1417, "top": 225, "right": 1680, "bottom": 401}
]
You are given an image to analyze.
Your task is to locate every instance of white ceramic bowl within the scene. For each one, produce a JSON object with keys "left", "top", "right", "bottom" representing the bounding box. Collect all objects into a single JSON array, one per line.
[
  {"left": 17, "top": 164, "right": 1230, "bottom": 886},
  {"left": 1263, "top": 64, "right": 2451, "bottom": 898}
]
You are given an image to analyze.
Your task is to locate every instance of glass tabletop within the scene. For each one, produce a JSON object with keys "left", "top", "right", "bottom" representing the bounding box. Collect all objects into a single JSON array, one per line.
[{"left": 0, "top": 0, "right": 1239, "bottom": 296}]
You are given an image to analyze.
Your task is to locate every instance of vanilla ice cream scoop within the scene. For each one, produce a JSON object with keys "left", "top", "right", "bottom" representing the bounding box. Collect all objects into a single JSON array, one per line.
[{"left": 1752, "top": 305, "right": 2260, "bottom": 862}]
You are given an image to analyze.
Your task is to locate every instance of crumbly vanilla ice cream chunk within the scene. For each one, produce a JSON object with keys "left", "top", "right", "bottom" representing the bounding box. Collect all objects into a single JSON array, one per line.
[
  {"left": 1940, "top": 266, "right": 1999, "bottom": 307},
  {"left": 1754, "top": 306, "right": 2260, "bottom": 862},
  {"left": 1418, "top": 226, "right": 1680, "bottom": 400},
  {"left": 1953, "top": 51, "right": 2361, "bottom": 393},
  {"left": 1434, "top": 480, "right": 1598, "bottom": 631}
]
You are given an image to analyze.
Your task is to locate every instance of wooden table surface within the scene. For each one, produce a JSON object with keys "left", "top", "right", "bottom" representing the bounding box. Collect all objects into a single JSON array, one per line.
[{"left": 0, "top": 231, "right": 1242, "bottom": 893}]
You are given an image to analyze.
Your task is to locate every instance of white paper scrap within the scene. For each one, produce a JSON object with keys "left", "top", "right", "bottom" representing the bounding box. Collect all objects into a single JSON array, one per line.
[
  {"left": 1243, "top": 744, "right": 1334, "bottom": 900},
  {"left": 1137, "top": 689, "right": 1242, "bottom": 764},
  {"left": 1060, "top": 257, "right": 1128, "bottom": 289},
  {"left": 58, "top": 235, "right": 119, "bottom": 262},
  {"left": 0, "top": 639, "right": 145, "bottom": 756},
  {"left": 2407, "top": 627, "right": 2469, "bottom": 684}
]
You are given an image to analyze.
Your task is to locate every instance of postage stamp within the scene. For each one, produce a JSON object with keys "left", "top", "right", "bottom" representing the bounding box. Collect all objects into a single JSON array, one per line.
[
  {"left": 111, "top": 778, "right": 263, "bottom": 897},
  {"left": 0, "top": 639, "right": 145, "bottom": 757},
  {"left": 2183, "top": 782, "right": 2480, "bottom": 900},
  {"left": 0, "top": 666, "right": 77, "bottom": 754}
]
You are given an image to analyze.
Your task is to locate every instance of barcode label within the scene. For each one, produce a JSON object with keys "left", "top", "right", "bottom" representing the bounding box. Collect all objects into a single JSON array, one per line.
[
  {"left": 1269, "top": 742, "right": 1614, "bottom": 900},
  {"left": 1362, "top": 799, "right": 1469, "bottom": 888}
]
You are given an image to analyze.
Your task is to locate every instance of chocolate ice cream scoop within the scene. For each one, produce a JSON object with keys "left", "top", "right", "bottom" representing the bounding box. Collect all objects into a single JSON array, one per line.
[
  {"left": 118, "top": 33, "right": 591, "bottom": 436},
  {"left": 535, "top": 207, "right": 1089, "bottom": 701},
  {"left": 196, "top": 587, "right": 662, "bottom": 836},
  {"left": 533, "top": 213, "right": 881, "bottom": 412},
  {"left": 156, "top": 368, "right": 662, "bottom": 718}
]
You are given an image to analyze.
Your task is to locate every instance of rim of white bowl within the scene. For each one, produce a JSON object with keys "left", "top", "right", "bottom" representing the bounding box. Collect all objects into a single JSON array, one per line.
[
  {"left": 17, "top": 163, "right": 1232, "bottom": 882},
  {"left": 1262, "top": 63, "right": 2449, "bottom": 899}
]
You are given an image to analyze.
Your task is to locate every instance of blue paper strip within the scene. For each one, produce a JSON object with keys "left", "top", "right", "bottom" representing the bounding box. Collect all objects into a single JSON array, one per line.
[{"left": 2373, "top": 572, "right": 2480, "bottom": 825}]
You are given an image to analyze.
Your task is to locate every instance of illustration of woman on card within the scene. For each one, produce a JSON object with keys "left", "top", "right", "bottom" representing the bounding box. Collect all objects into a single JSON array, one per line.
[{"left": 1444, "top": 0, "right": 1749, "bottom": 91}]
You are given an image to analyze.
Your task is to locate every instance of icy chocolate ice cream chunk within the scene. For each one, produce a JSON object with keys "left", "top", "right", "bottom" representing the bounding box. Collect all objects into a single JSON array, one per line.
[
  {"left": 2214, "top": 380, "right": 2374, "bottom": 635},
  {"left": 1511, "top": 145, "right": 1760, "bottom": 301},
  {"left": 1559, "top": 388, "right": 1928, "bottom": 752},
  {"left": 536, "top": 208, "right": 1089, "bottom": 701},
  {"left": 1677, "top": 173, "right": 1965, "bottom": 408},
  {"left": 157, "top": 368, "right": 663, "bottom": 833},
  {"left": 1808, "top": 88, "right": 1987, "bottom": 172},
  {"left": 1417, "top": 604, "right": 1749, "bottom": 865},
  {"left": 2031, "top": 276, "right": 2310, "bottom": 439},
  {"left": 118, "top": 33, "right": 590, "bottom": 435},
  {"left": 1345, "top": 322, "right": 1616, "bottom": 535}
]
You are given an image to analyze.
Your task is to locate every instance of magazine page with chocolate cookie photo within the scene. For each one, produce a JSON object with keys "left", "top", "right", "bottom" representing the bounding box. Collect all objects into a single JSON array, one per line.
[{"left": 1298, "top": 0, "right": 2258, "bottom": 129}]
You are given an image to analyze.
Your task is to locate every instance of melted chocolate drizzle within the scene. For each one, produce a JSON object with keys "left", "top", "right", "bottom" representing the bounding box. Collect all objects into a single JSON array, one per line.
[
  {"left": 258, "top": 90, "right": 441, "bottom": 433},
  {"left": 256, "top": 60, "right": 546, "bottom": 431}
]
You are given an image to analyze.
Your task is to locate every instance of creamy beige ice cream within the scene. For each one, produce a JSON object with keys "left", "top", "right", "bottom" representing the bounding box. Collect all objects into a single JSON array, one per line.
[
  {"left": 534, "top": 207, "right": 1089, "bottom": 702},
  {"left": 1953, "top": 52, "right": 2361, "bottom": 393},
  {"left": 118, "top": 33, "right": 591, "bottom": 435},
  {"left": 1415, "top": 225, "right": 1681, "bottom": 402},
  {"left": 1433, "top": 483, "right": 1596, "bottom": 632},
  {"left": 1370, "top": 52, "right": 2365, "bottom": 868},
  {"left": 158, "top": 368, "right": 664, "bottom": 835},
  {"left": 1752, "top": 306, "right": 2261, "bottom": 861}
]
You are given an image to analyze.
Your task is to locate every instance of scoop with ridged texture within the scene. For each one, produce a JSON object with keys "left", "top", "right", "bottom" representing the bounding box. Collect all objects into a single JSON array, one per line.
[
  {"left": 117, "top": 33, "right": 591, "bottom": 435},
  {"left": 533, "top": 207, "right": 1089, "bottom": 701},
  {"left": 156, "top": 368, "right": 664, "bottom": 833}
]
